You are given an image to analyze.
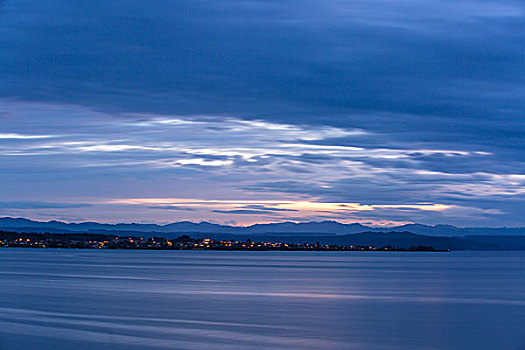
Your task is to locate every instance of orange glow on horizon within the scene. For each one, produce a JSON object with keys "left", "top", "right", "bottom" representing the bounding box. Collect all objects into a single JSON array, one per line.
[{"left": 99, "top": 197, "right": 453, "bottom": 227}]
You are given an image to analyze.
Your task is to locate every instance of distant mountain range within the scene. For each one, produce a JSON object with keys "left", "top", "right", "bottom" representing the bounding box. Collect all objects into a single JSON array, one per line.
[
  {"left": 1, "top": 217, "right": 524, "bottom": 237},
  {"left": 2, "top": 217, "right": 525, "bottom": 251}
]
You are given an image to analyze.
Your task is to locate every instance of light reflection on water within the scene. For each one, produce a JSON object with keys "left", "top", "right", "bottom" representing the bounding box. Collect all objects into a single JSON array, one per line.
[{"left": 0, "top": 249, "right": 524, "bottom": 349}]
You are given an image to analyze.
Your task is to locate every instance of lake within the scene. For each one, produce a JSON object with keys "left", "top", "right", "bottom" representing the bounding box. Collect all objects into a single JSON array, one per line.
[{"left": 0, "top": 249, "right": 524, "bottom": 349}]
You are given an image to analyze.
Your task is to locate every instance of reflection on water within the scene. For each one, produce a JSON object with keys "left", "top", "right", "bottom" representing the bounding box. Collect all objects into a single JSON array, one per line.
[{"left": 0, "top": 250, "right": 524, "bottom": 349}]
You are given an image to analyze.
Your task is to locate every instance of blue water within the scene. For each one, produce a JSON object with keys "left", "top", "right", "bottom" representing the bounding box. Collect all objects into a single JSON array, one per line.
[{"left": 0, "top": 249, "right": 524, "bottom": 349}]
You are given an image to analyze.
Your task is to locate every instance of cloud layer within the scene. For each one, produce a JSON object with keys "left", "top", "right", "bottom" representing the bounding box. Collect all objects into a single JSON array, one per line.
[{"left": 0, "top": 0, "right": 523, "bottom": 225}]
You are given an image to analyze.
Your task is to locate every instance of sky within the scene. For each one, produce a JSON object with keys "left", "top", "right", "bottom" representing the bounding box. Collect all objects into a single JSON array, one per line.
[{"left": 0, "top": 0, "right": 524, "bottom": 226}]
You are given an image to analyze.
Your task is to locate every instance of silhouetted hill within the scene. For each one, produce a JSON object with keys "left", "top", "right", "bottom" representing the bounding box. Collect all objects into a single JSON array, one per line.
[{"left": 1, "top": 217, "right": 525, "bottom": 238}]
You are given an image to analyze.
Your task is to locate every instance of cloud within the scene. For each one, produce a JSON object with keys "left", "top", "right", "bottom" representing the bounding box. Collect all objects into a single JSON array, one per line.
[
  {"left": 0, "top": 133, "right": 55, "bottom": 139},
  {"left": 213, "top": 204, "right": 300, "bottom": 215},
  {"left": 173, "top": 159, "right": 234, "bottom": 167},
  {"left": 108, "top": 197, "right": 454, "bottom": 223},
  {"left": 243, "top": 205, "right": 298, "bottom": 212},
  {"left": 1, "top": 0, "right": 523, "bottom": 130},
  {"left": 0, "top": 201, "right": 92, "bottom": 209},
  {"left": 213, "top": 209, "right": 278, "bottom": 215},
  {"left": 0, "top": 0, "right": 523, "bottom": 226},
  {"left": 148, "top": 206, "right": 196, "bottom": 211}
]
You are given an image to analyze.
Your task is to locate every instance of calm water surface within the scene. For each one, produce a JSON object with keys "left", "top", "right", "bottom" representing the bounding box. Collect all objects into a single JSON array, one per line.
[{"left": 0, "top": 249, "right": 524, "bottom": 349}]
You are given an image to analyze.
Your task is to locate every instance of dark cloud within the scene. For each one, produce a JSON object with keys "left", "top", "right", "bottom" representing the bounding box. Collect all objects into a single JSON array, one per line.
[
  {"left": 1, "top": 1, "right": 523, "bottom": 130},
  {"left": 243, "top": 205, "right": 298, "bottom": 212},
  {"left": 148, "top": 206, "right": 196, "bottom": 211},
  {"left": 213, "top": 209, "right": 281, "bottom": 215}
]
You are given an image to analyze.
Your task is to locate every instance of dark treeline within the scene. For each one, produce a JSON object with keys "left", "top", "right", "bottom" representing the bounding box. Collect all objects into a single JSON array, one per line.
[{"left": 0, "top": 230, "right": 446, "bottom": 252}]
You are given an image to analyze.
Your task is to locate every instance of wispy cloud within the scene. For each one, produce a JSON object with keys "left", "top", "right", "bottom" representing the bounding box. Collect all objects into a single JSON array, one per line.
[
  {"left": 148, "top": 206, "right": 196, "bottom": 211},
  {"left": 0, "top": 201, "right": 92, "bottom": 209},
  {"left": 107, "top": 197, "right": 453, "bottom": 221},
  {"left": 0, "top": 133, "right": 55, "bottom": 139},
  {"left": 1, "top": 100, "right": 523, "bottom": 226},
  {"left": 212, "top": 209, "right": 280, "bottom": 215}
]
